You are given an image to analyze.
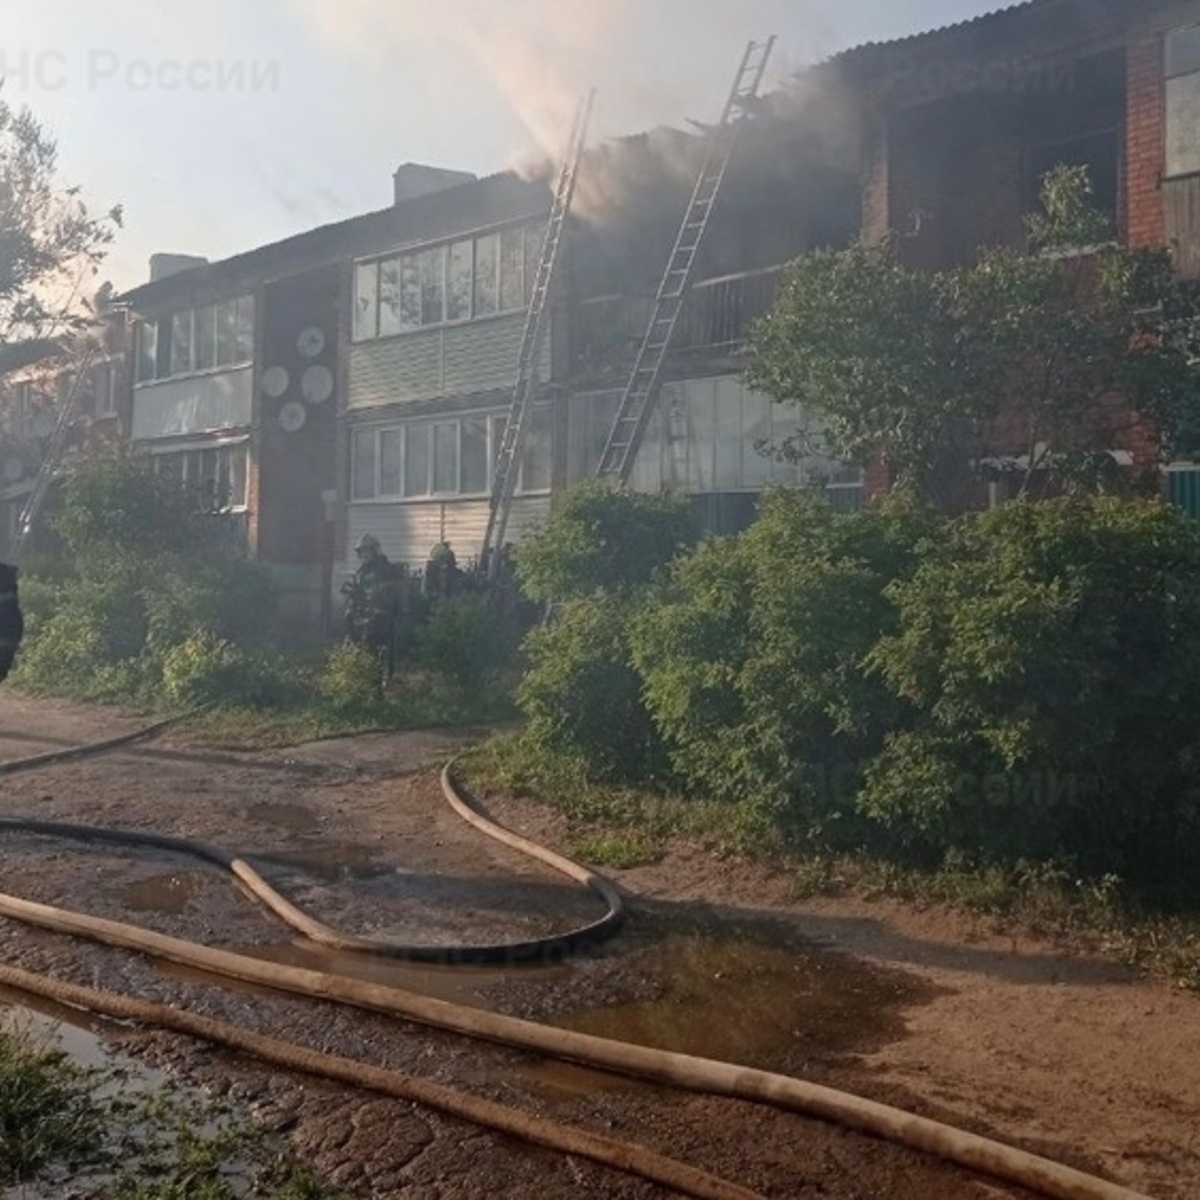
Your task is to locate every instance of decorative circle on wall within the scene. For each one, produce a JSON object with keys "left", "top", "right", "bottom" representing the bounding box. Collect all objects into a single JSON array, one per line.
[
  {"left": 262, "top": 365, "right": 290, "bottom": 398},
  {"left": 297, "top": 326, "right": 326, "bottom": 359},
  {"left": 300, "top": 364, "right": 334, "bottom": 404},
  {"left": 279, "top": 400, "right": 307, "bottom": 433}
]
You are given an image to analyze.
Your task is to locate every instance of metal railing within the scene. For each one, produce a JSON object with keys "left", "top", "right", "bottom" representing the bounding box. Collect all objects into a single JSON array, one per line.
[{"left": 571, "top": 264, "right": 784, "bottom": 372}]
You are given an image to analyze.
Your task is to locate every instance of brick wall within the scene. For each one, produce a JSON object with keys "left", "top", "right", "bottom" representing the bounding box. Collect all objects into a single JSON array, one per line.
[
  {"left": 1126, "top": 23, "right": 1167, "bottom": 248},
  {"left": 1127, "top": 1, "right": 1200, "bottom": 253}
]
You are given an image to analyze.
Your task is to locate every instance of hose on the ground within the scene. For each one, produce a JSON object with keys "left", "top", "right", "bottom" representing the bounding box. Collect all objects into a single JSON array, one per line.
[
  {"left": 0, "top": 814, "right": 622, "bottom": 965},
  {"left": 0, "top": 961, "right": 762, "bottom": 1200},
  {"left": 0, "top": 728, "right": 624, "bottom": 964},
  {"left": 0, "top": 724, "right": 1158, "bottom": 1200},
  {"left": 0, "top": 883, "right": 1155, "bottom": 1200},
  {"left": 0, "top": 714, "right": 185, "bottom": 776}
]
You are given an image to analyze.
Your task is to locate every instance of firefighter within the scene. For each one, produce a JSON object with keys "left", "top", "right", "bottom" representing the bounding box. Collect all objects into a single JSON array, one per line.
[
  {"left": 0, "top": 562, "right": 24, "bottom": 685},
  {"left": 342, "top": 533, "right": 401, "bottom": 673},
  {"left": 423, "top": 540, "right": 461, "bottom": 600}
]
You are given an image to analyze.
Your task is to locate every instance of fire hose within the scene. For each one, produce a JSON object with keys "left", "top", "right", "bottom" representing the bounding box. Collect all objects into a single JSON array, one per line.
[{"left": 0, "top": 726, "right": 1159, "bottom": 1200}]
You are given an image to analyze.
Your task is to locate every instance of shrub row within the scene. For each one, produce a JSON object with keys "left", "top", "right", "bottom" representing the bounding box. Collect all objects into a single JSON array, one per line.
[{"left": 514, "top": 487, "right": 1200, "bottom": 898}]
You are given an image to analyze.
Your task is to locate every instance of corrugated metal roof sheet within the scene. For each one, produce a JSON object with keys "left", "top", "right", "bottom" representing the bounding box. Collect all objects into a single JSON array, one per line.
[{"left": 830, "top": 0, "right": 1057, "bottom": 61}]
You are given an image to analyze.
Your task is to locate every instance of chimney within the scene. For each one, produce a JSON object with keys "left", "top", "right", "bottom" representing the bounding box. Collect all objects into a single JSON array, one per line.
[
  {"left": 149, "top": 253, "right": 208, "bottom": 282},
  {"left": 392, "top": 162, "right": 477, "bottom": 205}
]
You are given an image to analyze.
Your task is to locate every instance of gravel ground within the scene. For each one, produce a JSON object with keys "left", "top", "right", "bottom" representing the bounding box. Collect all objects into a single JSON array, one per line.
[{"left": 1, "top": 693, "right": 1189, "bottom": 1198}]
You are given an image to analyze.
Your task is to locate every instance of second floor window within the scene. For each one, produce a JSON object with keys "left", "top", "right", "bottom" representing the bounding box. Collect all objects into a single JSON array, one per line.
[
  {"left": 1166, "top": 26, "right": 1200, "bottom": 178},
  {"left": 136, "top": 295, "right": 254, "bottom": 383},
  {"left": 93, "top": 362, "right": 117, "bottom": 418},
  {"left": 353, "top": 222, "right": 544, "bottom": 341}
]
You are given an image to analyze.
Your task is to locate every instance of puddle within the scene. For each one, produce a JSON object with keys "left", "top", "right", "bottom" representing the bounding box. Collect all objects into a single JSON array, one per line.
[
  {"left": 109, "top": 872, "right": 208, "bottom": 915},
  {"left": 518, "top": 921, "right": 932, "bottom": 1101},
  {"left": 250, "top": 844, "right": 398, "bottom": 881},
  {"left": 0, "top": 989, "right": 170, "bottom": 1094},
  {"left": 242, "top": 801, "right": 321, "bottom": 834},
  {"left": 174, "top": 939, "right": 576, "bottom": 1007}
]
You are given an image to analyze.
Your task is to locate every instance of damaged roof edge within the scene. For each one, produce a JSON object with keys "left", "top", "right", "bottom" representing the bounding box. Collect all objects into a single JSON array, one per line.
[
  {"left": 117, "top": 167, "right": 553, "bottom": 309},
  {"left": 826, "top": 0, "right": 1139, "bottom": 69},
  {"left": 828, "top": 0, "right": 1058, "bottom": 63}
]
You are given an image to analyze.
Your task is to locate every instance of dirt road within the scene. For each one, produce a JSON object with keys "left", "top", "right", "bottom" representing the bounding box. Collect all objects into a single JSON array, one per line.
[{"left": 0, "top": 693, "right": 1193, "bottom": 1199}]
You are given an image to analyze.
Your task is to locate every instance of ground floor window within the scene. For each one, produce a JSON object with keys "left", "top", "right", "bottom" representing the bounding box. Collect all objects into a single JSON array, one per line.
[
  {"left": 569, "top": 376, "right": 862, "bottom": 505},
  {"left": 350, "top": 407, "right": 552, "bottom": 502},
  {"left": 149, "top": 441, "right": 248, "bottom": 512}
]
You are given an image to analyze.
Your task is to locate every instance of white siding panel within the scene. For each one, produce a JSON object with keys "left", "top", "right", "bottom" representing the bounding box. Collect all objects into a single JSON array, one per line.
[
  {"left": 349, "top": 330, "right": 443, "bottom": 408},
  {"left": 131, "top": 367, "right": 252, "bottom": 440},
  {"left": 348, "top": 313, "right": 552, "bottom": 410},
  {"left": 346, "top": 496, "right": 550, "bottom": 575}
]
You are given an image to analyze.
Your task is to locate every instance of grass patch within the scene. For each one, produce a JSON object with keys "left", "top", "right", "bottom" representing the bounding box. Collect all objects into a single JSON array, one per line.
[
  {"left": 461, "top": 733, "right": 755, "bottom": 853},
  {"left": 465, "top": 735, "right": 1200, "bottom": 992},
  {"left": 171, "top": 672, "right": 517, "bottom": 752},
  {"left": 0, "top": 1027, "right": 106, "bottom": 1185},
  {"left": 569, "top": 831, "right": 665, "bottom": 869},
  {"left": 0, "top": 1024, "right": 345, "bottom": 1198}
]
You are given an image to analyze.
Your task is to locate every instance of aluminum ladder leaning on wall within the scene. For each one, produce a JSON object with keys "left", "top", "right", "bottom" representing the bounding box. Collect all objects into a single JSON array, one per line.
[
  {"left": 594, "top": 37, "right": 776, "bottom": 487},
  {"left": 12, "top": 343, "right": 99, "bottom": 562},
  {"left": 480, "top": 89, "right": 596, "bottom": 584}
]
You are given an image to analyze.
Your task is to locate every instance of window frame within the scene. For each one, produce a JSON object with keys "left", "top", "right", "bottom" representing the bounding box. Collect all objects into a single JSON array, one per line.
[
  {"left": 1165, "top": 25, "right": 1200, "bottom": 181},
  {"left": 93, "top": 361, "right": 118, "bottom": 418},
  {"left": 134, "top": 295, "right": 255, "bottom": 386},
  {"left": 148, "top": 440, "right": 250, "bottom": 512},
  {"left": 348, "top": 407, "right": 553, "bottom": 502},
  {"left": 350, "top": 219, "right": 543, "bottom": 343}
]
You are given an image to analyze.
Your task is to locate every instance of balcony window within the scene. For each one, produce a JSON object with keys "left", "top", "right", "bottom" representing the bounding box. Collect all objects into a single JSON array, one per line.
[
  {"left": 93, "top": 362, "right": 117, "bottom": 418},
  {"left": 351, "top": 409, "right": 552, "bottom": 501},
  {"left": 136, "top": 321, "right": 158, "bottom": 383},
  {"left": 150, "top": 442, "right": 249, "bottom": 511},
  {"left": 351, "top": 222, "right": 545, "bottom": 341},
  {"left": 1166, "top": 26, "right": 1200, "bottom": 178},
  {"left": 136, "top": 296, "right": 254, "bottom": 384}
]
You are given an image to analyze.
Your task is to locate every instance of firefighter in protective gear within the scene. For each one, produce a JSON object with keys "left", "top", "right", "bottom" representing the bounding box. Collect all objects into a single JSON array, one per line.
[{"left": 342, "top": 534, "right": 401, "bottom": 672}]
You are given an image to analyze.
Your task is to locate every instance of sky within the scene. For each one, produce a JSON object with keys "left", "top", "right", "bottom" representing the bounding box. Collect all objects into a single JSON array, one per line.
[{"left": 2, "top": 0, "right": 1012, "bottom": 291}]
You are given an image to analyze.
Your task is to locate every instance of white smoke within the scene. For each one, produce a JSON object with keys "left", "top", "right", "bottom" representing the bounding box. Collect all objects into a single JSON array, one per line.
[{"left": 292, "top": 0, "right": 825, "bottom": 162}]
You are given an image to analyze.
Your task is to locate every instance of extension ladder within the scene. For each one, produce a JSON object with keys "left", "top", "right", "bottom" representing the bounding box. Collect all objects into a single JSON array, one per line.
[
  {"left": 14, "top": 343, "right": 98, "bottom": 560},
  {"left": 481, "top": 89, "right": 596, "bottom": 582},
  {"left": 595, "top": 37, "right": 775, "bottom": 485}
]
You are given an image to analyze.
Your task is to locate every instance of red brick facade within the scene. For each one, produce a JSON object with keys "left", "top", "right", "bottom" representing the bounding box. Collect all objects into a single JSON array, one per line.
[
  {"left": 849, "top": 0, "right": 1200, "bottom": 504},
  {"left": 1126, "top": 21, "right": 1167, "bottom": 247}
]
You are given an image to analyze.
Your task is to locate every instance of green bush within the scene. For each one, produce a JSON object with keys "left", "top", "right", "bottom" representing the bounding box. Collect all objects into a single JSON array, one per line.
[
  {"left": 862, "top": 497, "right": 1200, "bottom": 893},
  {"left": 633, "top": 489, "right": 931, "bottom": 840},
  {"left": 142, "top": 556, "right": 277, "bottom": 654},
  {"left": 513, "top": 479, "right": 699, "bottom": 602},
  {"left": 12, "top": 448, "right": 279, "bottom": 706},
  {"left": 411, "top": 593, "right": 520, "bottom": 688},
  {"left": 52, "top": 445, "right": 214, "bottom": 559},
  {"left": 12, "top": 564, "right": 149, "bottom": 695},
  {"left": 517, "top": 595, "right": 669, "bottom": 785},
  {"left": 317, "top": 641, "right": 385, "bottom": 714},
  {"left": 160, "top": 630, "right": 297, "bottom": 709}
]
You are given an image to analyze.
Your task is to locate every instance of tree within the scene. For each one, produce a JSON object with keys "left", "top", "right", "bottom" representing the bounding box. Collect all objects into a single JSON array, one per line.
[
  {"left": 0, "top": 84, "right": 122, "bottom": 346},
  {"left": 747, "top": 167, "right": 1200, "bottom": 511},
  {"left": 513, "top": 479, "right": 699, "bottom": 602}
]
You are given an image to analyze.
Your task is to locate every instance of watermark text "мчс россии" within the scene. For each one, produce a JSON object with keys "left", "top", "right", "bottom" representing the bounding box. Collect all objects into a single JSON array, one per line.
[{"left": 0, "top": 48, "right": 281, "bottom": 93}]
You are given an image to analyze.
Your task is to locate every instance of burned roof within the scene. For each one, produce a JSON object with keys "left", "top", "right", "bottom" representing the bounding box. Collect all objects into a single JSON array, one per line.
[
  {"left": 831, "top": 0, "right": 1059, "bottom": 60},
  {"left": 828, "top": 0, "right": 1141, "bottom": 102},
  {"left": 118, "top": 169, "right": 553, "bottom": 312}
]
